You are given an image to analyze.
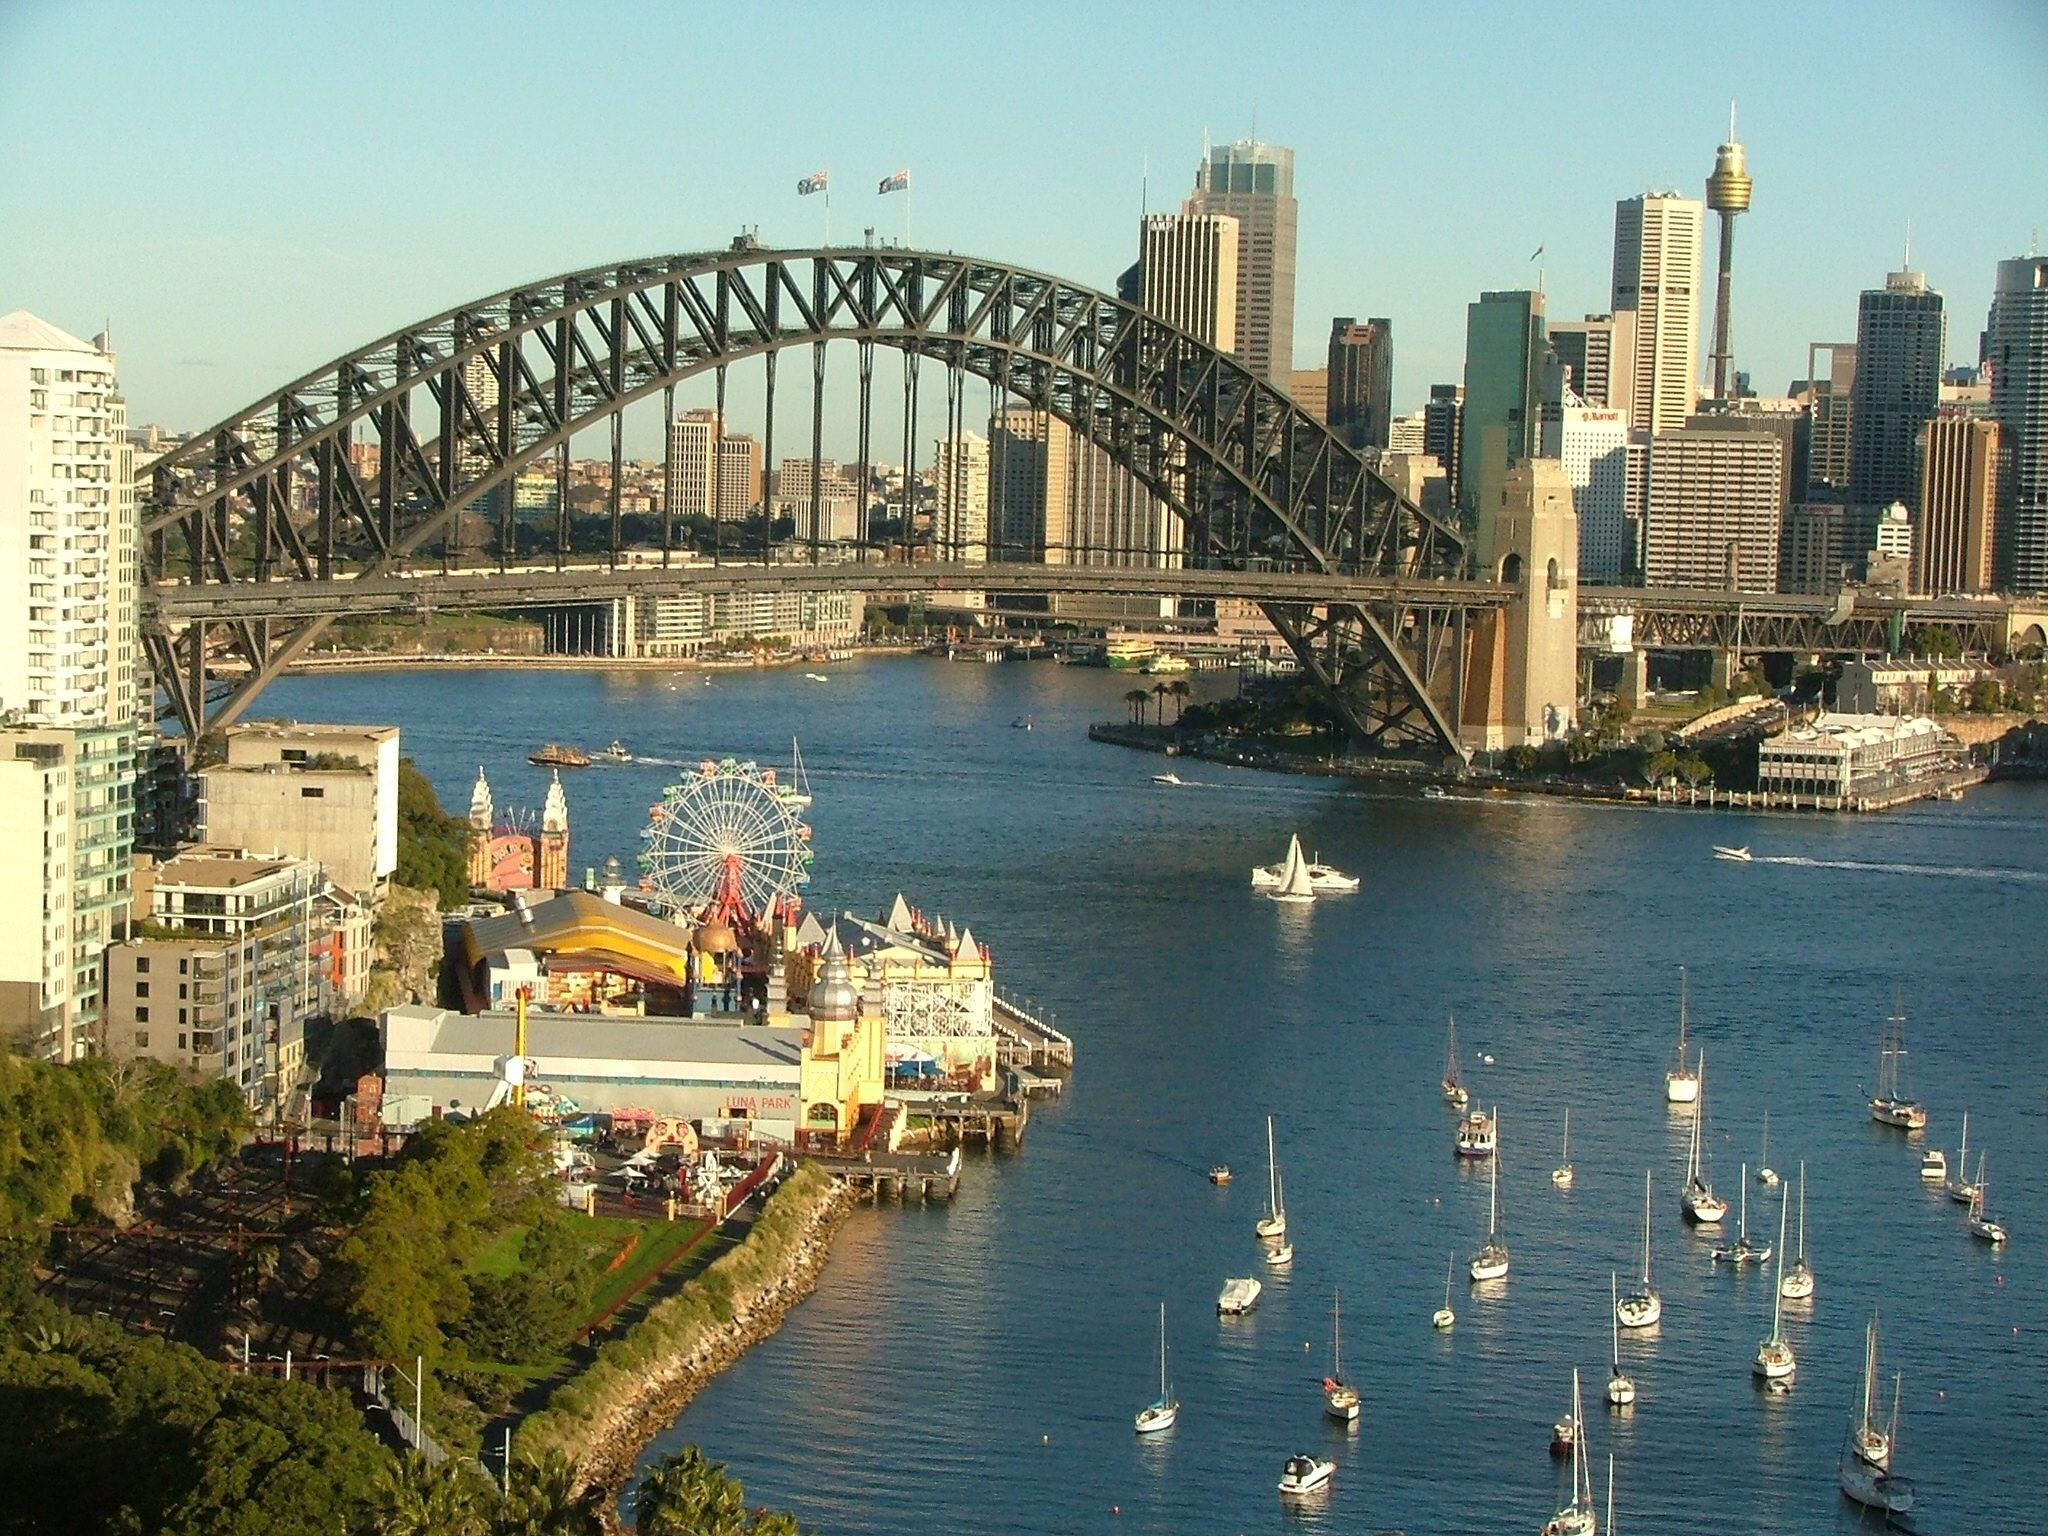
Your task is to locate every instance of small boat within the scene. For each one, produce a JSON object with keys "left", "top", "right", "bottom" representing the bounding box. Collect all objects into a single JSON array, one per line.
[
  {"left": 1664, "top": 968, "right": 1699, "bottom": 1104},
  {"left": 529, "top": 742, "right": 592, "bottom": 768},
  {"left": 1442, "top": 1015, "right": 1469, "bottom": 1107},
  {"left": 1551, "top": 1107, "right": 1574, "bottom": 1189},
  {"left": 1752, "top": 1192, "right": 1796, "bottom": 1380},
  {"left": 1607, "top": 1272, "right": 1636, "bottom": 1407},
  {"left": 1263, "top": 834, "right": 1317, "bottom": 905},
  {"left": 1251, "top": 836, "right": 1356, "bottom": 892},
  {"left": 1868, "top": 990, "right": 1928, "bottom": 1130},
  {"left": 1968, "top": 1157, "right": 2007, "bottom": 1244},
  {"left": 1680, "top": 1049, "right": 1728, "bottom": 1224},
  {"left": 1455, "top": 1106, "right": 1496, "bottom": 1159},
  {"left": 1542, "top": 1371, "right": 1597, "bottom": 1536},
  {"left": 1255, "top": 1116, "right": 1287, "bottom": 1239},
  {"left": 1276, "top": 1454, "right": 1335, "bottom": 1497},
  {"left": 1947, "top": 1111, "right": 1980, "bottom": 1205},
  {"left": 1322, "top": 1289, "right": 1360, "bottom": 1423},
  {"left": 1217, "top": 1276, "right": 1262, "bottom": 1314},
  {"left": 1421, "top": 785, "right": 1451, "bottom": 801},
  {"left": 1469, "top": 1116, "right": 1509, "bottom": 1281},
  {"left": 1712, "top": 844, "right": 1753, "bottom": 861},
  {"left": 1712, "top": 1164, "right": 1771, "bottom": 1265},
  {"left": 1432, "top": 1253, "right": 1456, "bottom": 1330},
  {"left": 1263, "top": 1238, "right": 1294, "bottom": 1267},
  {"left": 597, "top": 739, "right": 631, "bottom": 763},
  {"left": 1756, "top": 1111, "right": 1779, "bottom": 1187},
  {"left": 1010, "top": 715, "right": 1034, "bottom": 730},
  {"left": 1919, "top": 1145, "right": 1947, "bottom": 1181},
  {"left": 804, "top": 671, "right": 829, "bottom": 682},
  {"left": 1779, "top": 1161, "right": 1815, "bottom": 1301},
  {"left": 1840, "top": 1366, "right": 1914, "bottom": 1516},
  {"left": 783, "top": 740, "right": 814, "bottom": 812},
  {"left": 1208, "top": 1164, "right": 1232, "bottom": 1186},
  {"left": 1153, "top": 771, "right": 1184, "bottom": 785},
  {"left": 1134, "top": 1302, "right": 1178, "bottom": 1434},
  {"left": 1616, "top": 1170, "right": 1662, "bottom": 1329}
]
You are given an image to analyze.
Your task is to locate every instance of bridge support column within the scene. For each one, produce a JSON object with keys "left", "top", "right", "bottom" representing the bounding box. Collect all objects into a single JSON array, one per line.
[
  {"left": 1711, "top": 647, "right": 1741, "bottom": 693},
  {"left": 1619, "top": 647, "right": 1651, "bottom": 711},
  {"left": 1460, "top": 460, "right": 1579, "bottom": 754}
]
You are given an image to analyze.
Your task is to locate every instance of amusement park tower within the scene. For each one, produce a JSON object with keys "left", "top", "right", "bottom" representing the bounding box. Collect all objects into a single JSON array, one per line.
[{"left": 1704, "top": 104, "right": 1753, "bottom": 401}]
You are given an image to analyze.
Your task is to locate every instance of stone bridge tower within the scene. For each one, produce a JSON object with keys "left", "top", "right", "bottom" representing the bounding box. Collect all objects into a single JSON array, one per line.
[{"left": 1461, "top": 459, "right": 1579, "bottom": 753}]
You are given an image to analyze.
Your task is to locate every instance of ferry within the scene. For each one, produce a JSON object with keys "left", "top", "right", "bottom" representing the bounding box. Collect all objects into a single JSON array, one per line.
[
  {"left": 1141, "top": 651, "right": 1191, "bottom": 675},
  {"left": 1103, "top": 636, "right": 1157, "bottom": 670},
  {"left": 529, "top": 743, "right": 591, "bottom": 768}
]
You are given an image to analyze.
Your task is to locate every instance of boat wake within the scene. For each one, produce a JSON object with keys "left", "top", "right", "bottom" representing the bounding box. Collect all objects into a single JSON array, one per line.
[{"left": 1756, "top": 854, "right": 2048, "bottom": 884}]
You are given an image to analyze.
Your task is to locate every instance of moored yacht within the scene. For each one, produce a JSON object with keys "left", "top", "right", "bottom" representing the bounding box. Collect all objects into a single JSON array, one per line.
[
  {"left": 1432, "top": 1253, "right": 1456, "bottom": 1330},
  {"left": 1968, "top": 1157, "right": 2008, "bottom": 1244},
  {"left": 1255, "top": 1115, "right": 1287, "bottom": 1239},
  {"left": 1134, "top": 1302, "right": 1178, "bottom": 1434},
  {"left": 1542, "top": 1370, "right": 1598, "bottom": 1536},
  {"left": 1442, "top": 1015, "right": 1469, "bottom": 1107},
  {"left": 1779, "top": 1161, "right": 1815, "bottom": 1301},
  {"left": 1840, "top": 1363, "right": 1914, "bottom": 1517},
  {"left": 1551, "top": 1107, "right": 1574, "bottom": 1189},
  {"left": 1606, "top": 1273, "right": 1636, "bottom": 1407},
  {"left": 1756, "top": 1111, "right": 1780, "bottom": 1187},
  {"left": 1322, "top": 1289, "right": 1360, "bottom": 1423},
  {"left": 1713, "top": 1165, "right": 1772, "bottom": 1265},
  {"left": 1664, "top": 968, "right": 1699, "bottom": 1104},
  {"left": 1752, "top": 1193, "right": 1796, "bottom": 1381},
  {"left": 1680, "top": 1050, "right": 1728, "bottom": 1224},
  {"left": 1456, "top": 1105, "right": 1496, "bottom": 1158},
  {"left": 1868, "top": 990, "right": 1928, "bottom": 1129},
  {"left": 1946, "top": 1112, "right": 1980, "bottom": 1205},
  {"left": 1616, "top": 1170, "right": 1662, "bottom": 1329},
  {"left": 1276, "top": 1454, "right": 1335, "bottom": 1497},
  {"left": 1217, "top": 1276, "right": 1262, "bottom": 1315},
  {"left": 1469, "top": 1114, "right": 1509, "bottom": 1281}
]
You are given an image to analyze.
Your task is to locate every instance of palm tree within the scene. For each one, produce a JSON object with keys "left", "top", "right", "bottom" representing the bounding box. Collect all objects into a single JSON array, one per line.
[
  {"left": 1123, "top": 688, "right": 1150, "bottom": 726},
  {"left": 634, "top": 1447, "right": 750, "bottom": 1536},
  {"left": 496, "top": 1450, "right": 604, "bottom": 1536},
  {"left": 1168, "top": 679, "right": 1191, "bottom": 721},
  {"left": 1151, "top": 681, "right": 1170, "bottom": 725},
  {"left": 368, "top": 1454, "right": 494, "bottom": 1536}
]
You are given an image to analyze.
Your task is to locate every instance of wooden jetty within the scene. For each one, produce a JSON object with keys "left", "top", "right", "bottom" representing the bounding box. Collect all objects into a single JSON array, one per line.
[{"left": 818, "top": 1147, "right": 963, "bottom": 1202}]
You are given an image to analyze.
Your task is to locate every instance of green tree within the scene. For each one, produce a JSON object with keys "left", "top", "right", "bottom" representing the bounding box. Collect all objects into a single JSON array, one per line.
[
  {"left": 395, "top": 759, "right": 471, "bottom": 908},
  {"left": 365, "top": 1454, "right": 494, "bottom": 1536},
  {"left": 497, "top": 1449, "right": 605, "bottom": 1536},
  {"left": 1168, "top": 678, "right": 1191, "bottom": 721},
  {"left": 1676, "top": 754, "right": 1713, "bottom": 787},
  {"left": 1504, "top": 744, "right": 1540, "bottom": 773},
  {"left": 1968, "top": 678, "right": 2004, "bottom": 712},
  {"left": 634, "top": 1447, "right": 750, "bottom": 1536},
  {"left": 1123, "top": 688, "right": 1150, "bottom": 726},
  {"left": 1643, "top": 750, "right": 1680, "bottom": 786}
]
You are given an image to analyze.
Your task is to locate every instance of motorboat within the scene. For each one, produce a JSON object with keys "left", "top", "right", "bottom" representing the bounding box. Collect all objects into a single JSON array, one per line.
[
  {"left": 1606, "top": 1273, "right": 1636, "bottom": 1407},
  {"left": 1542, "top": 1371, "right": 1598, "bottom": 1536},
  {"left": 1712, "top": 1165, "right": 1772, "bottom": 1264},
  {"left": 529, "top": 742, "right": 591, "bottom": 768},
  {"left": 1616, "top": 1170, "right": 1663, "bottom": 1329},
  {"left": 1254, "top": 1115, "right": 1287, "bottom": 1239},
  {"left": 1469, "top": 1119, "right": 1509, "bottom": 1282},
  {"left": 1779, "top": 1162, "right": 1815, "bottom": 1301},
  {"left": 1010, "top": 715, "right": 1034, "bottom": 731},
  {"left": 1262, "top": 835, "right": 1317, "bottom": 905},
  {"left": 1968, "top": 1158, "right": 2007, "bottom": 1244},
  {"left": 1263, "top": 1239, "right": 1294, "bottom": 1267},
  {"left": 1217, "top": 1276, "right": 1262, "bottom": 1314},
  {"left": 1680, "top": 1049, "right": 1728, "bottom": 1224},
  {"left": 1551, "top": 1107, "right": 1574, "bottom": 1189},
  {"left": 1322, "top": 1290, "right": 1361, "bottom": 1423},
  {"left": 1421, "top": 785, "right": 1451, "bottom": 800},
  {"left": 1251, "top": 835, "right": 1357, "bottom": 892},
  {"left": 1432, "top": 1253, "right": 1456, "bottom": 1330},
  {"left": 1919, "top": 1145, "right": 1947, "bottom": 1181},
  {"left": 1153, "top": 771, "right": 1185, "bottom": 785},
  {"left": 1868, "top": 991, "right": 1928, "bottom": 1129},
  {"left": 1134, "top": 1302, "right": 1178, "bottom": 1434},
  {"left": 804, "top": 671, "right": 830, "bottom": 682},
  {"left": 1276, "top": 1455, "right": 1335, "bottom": 1497},
  {"left": 1207, "top": 1164, "right": 1232, "bottom": 1186},
  {"left": 1756, "top": 1111, "right": 1780, "bottom": 1187},
  {"left": 1442, "top": 1015, "right": 1469, "bottom": 1107},
  {"left": 1752, "top": 1193, "right": 1797, "bottom": 1381},
  {"left": 1712, "top": 844, "right": 1753, "bottom": 861},
  {"left": 1947, "top": 1112, "right": 1980, "bottom": 1204},
  {"left": 1664, "top": 968, "right": 1699, "bottom": 1104},
  {"left": 597, "top": 739, "right": 631, "bottom": 763},
  {"left": 1455, "top": 1106, "right": 1496, "bottom": 1159}
]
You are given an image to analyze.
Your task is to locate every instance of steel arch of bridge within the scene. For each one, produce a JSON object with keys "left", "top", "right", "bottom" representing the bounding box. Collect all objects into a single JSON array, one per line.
[{"left": 142, "top": 244, "right": 1473, "bottom": 752}]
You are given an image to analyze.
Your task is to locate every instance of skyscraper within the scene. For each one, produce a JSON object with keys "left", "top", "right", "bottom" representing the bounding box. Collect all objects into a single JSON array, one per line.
[
  {"left": 1612, "top": 192, "right": 1704, "bottom": 435},
  {"left": 715, "top": 434, "right": 763, "bottom": 522},
  {"left": 1184, "top": 138, "right": 1297, "bottom": 383},
  {"left": 1423, "top": 385, "right": 1464, "bottom": 507},
  {"left": 1543, "top": 395, "right": 1633, "bottom": 581},
  {"left": 665, "top": 408, "right": 719, "bottom": 521},
  {"left": 1643, "top": 425, "right": 1784, "bottom": 590},
  {"left": 1460, "top": 290, "right": 1547, "bottom": 570},
  {"left": 1138, "top": 212, "right": 1240, "bottom": 349},
  {"left": 1546, "top": 314, "right": 1636, "bottom": 413},
  {"left": 1795, "top": 341, "right": 1857, "bottom": 502},
  {"left": 992, "top": 407, "right": 1072, "bottom": 563},
  {"left": 1327, "top": 318, "right": 1394, "bottom": 450},
  {"left": 1846, "top": 269, "right": 1945, "bottom": 546},
  {"left": 933, "top": 430, "right": 990, "bottom": 564},
  {"left": 1987, "top": 255, "right": 2048, "bottom": 589},
  {"left": 1915, "top": 417, "right": 2003, "bottom": 594}
]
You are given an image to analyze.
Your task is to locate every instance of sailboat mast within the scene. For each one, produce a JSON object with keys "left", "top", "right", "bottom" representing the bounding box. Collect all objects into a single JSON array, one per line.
[
  {"left": 1571, "top": 1368, "right": 1590, "bottom": 1509},
  {"left": 1677, "top": 966, "right": 1689, "bottom": 1066},
  {"left": 1642, "top": 1169, "right": 1654, "bottom": 1282},
  {"left": 1333, "top": 1288, "right": 1342, "bottom": 1376},
  {"left": 1488, "top": 1123, "right": 1500, "bottom": 1235},
  {"left": 1611, "top": 1272, "right": 1620, "bottom": 1365},
  {"left": 1797, "top": 1162, "right": 1806, "bottom": 1259},
  {"left": 1267, "top": 1115, "right": 1278, "bottom": 1217},
  {"left": 1159, "top": 1301, "right": 1168, "bottom": 1396},
  {"left": 1770, "top": 1192, "right": 1789, "bottom": 1341}
]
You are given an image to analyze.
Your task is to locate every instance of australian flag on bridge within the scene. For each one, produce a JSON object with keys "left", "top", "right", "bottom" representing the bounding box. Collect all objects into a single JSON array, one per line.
[
  {"left": 797, "top": 170, "right": 829, "bottom": 196},
  {"left": 877, "top": 169, "right": 910, "bottom": 195}
]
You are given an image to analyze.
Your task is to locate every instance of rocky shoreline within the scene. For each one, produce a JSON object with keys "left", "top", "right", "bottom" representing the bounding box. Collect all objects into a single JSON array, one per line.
[{"left": 576, "top": 1179, "right": 857, "bottom": 1519}]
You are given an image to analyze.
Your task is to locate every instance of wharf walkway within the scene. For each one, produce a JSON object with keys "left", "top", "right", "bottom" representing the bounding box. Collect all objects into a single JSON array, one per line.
[
  {"left": 993, "top": 992, "right": 1074, "bottom": 1070},
  {"left": 814, "top": 1147, "right": 963, "bottom": 1201}
]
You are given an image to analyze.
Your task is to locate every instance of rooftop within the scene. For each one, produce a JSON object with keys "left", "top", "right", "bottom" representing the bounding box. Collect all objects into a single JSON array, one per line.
[
  {"left": 0, "top": 310, "right": 100, "bottom": 356},
  {"left": 230, "top": 721, "right": 399, "bottom": 743},
  {"left": 385, "top": 1004, "right": 804, "bottom": 1068},
  {"left": 460, "top": 889, "right": 695, "bottom": 970},
  {"left": 155, "top": 847, "right": 311, "bottom": 890}
]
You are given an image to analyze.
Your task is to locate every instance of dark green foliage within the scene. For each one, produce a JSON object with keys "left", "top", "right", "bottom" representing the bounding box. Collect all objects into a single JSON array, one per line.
[
  {"left": 394, "top": 758, "right": 470, "bottom": 909},
  {"left": 457, "top": 1218, "right": 589, "bottom": 1365}
]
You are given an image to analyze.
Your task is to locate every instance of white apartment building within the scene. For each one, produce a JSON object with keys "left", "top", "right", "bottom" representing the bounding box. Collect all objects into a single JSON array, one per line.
[
  {"left": 1643, "top": 427, "right": 1783, "bottom": 591},
  {"left": 1612, "top": 194, "right": 1703, "bottom": 435},
  {"left": 1387, "top": 409, "right": 1429, "bottom": 454},
  {"left": 666, "top": 409, "right": 719, "bottom": 520},
  {"left": 200, "top": 722, "right": 401, "bottom": 896},
  {"left": 0, "top": 313, "right": 138, "bottom": 1058},
  {"left": 630, "top": 585, "right": 864, "bottom": 655},
  {"left": 716, "top": 435, "right": 762, "bottom": 521},
  {"left": 1542, "top": 398, "right": 1633, "bottom": 581},
  {"left": 933, "top": 430, "right": 990, "bottom": 564}
]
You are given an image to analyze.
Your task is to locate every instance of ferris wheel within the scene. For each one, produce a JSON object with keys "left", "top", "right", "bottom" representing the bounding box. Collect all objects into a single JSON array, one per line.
[{"left": 637, "top": 757, "right": 814, "bottom": 919}]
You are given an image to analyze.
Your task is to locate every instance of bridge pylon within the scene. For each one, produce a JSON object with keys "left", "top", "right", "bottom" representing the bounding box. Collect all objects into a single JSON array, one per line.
[{"left": 1460, "top": 460, "right": 1579, "bottom": 754}]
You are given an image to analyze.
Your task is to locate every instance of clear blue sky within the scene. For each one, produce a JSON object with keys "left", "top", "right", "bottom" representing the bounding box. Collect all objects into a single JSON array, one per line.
[{"left": 3, "top": 0, "right": 2043, "bottom": 445}]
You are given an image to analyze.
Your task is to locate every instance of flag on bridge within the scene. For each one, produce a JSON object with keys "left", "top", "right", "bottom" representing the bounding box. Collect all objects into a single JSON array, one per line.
[
  {"left": 878, "top": 169, "right": 910, "bottom": 195},
  {"left": 797, "top": 171, "right": 829, "bottom": 196}
]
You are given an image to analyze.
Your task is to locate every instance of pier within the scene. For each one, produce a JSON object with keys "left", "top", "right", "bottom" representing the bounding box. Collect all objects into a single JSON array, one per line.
[
  {"left": 993, "top": 992, "right": 1075, "bottom": 1070},
  {"left": 817, "top": 1147, "right": 964, "bottom": 1201}
]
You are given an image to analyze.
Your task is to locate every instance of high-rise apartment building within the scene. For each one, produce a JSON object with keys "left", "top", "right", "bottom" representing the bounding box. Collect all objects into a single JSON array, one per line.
[
  {"left": 0, "top": 313, "right": 137, "bottom": 1059},
  {"left": 934, "top": 430, "right": 990, "bottom": 564},
  {"left": 666, "top": 408, "right": 720, "bottom": 521},
  {"left": 1184, "top": 138, "right": 1297, "bottom": 383},
  {"left": 1460, "top": 290, "right": 1547, "bottom": 570},
  {"left": 1642, "top": 426, "right": 1784, "bottom": 590},
  {"left": 1795, "top": 342, "right": 1857, "bottom": 502},
  {"left": 1327, "top": 318, "right": 1394, "bottom": 451},
  {"left": 1138, "top": 211, "right": 1240, "bottom": 350},
  {"left": 1423, "top": 385, "right": 1464, "bottom": 503},
  {"left": 1914, "top": 417, "right": 2003, "bottom": 595},
  {"left": 1780, "top": 503, "right": 1845, "bottom": 595},
  {"left": 1542, "top": 397, "right": 1633, "bottom": 581},
  {"left": 1545, "top": 314, "right": 1636, "bottom": 412},
  {"left": 1846, "top": 270, "right": 1945, "bottom": 545},
  {"left": 992, "top": 407, "right": 1072, "bottom": 563},
  {"left": 1611, "top": 193, "right": 1704, "bottom": 435},
  {"left": 1987, "top": 255, "right": 2048, "bottom": 589},
  {"left": 1388, "top": 409, "right": 1428, "bottom": 454},
  {"left": 716, "top": 435, "right": 762, "bottom": 521}
]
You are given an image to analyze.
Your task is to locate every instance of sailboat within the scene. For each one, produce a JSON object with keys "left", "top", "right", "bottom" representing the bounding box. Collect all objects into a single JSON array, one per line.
[
  {"left": 1946, "top": 1111, "right": 1980, "bottom": 1205},
  {"left": 1752, "top": 1192, "right": 1796, "bottom": 1380},
  {"left": 1616, "top": 1170, "right": 1662, "bottom": 1328},
  {"left": 1432, "top": 1253, "right": 1456, "bottom": 1329},
  {"left": 1664, "top": 967, "right": 1699, "bottom": 1104},
  {"left": 1134, "top": 1302, "right": 1178, "bottom": 1433},
  {"left": 1779, "top": 1161, "right": 1815, "bottom": 1300},
  {"left": 783, "top": 739, "right": 814, "bottom": 812},
  {"left": 1868, "top": 990, "right": 1928, "bottom": 1129},
  {"left": 1442, "top": 1015, "right": 1469, "bottom": 1107},
  {"left": 1713, "top": 1163, "right": 1771, "bottom": 1264},
  {"left": 1840, "top": 1361, "right": 1915, "bottom": 1516},
  {"left": 1551, "top": 1107, "right": 1574, "bottom": 1189},
  {"left": 1322, "top": 1289, "right": 1361, "bottom": 1422},
  {"left": 1848, "top": 1313, "right": 1893, "bottom": 1471},
  {"left": 1262, "top": 834, "right": 1317, "bottom": 904},
  {"left": 1469, "top": 1111, "right": 1509, "bottom": 1281},
  {"left": 1255, "top": 1116, "right": 1288, "bottom": 1239},
  {"left": 1542, "top": 1369, "right": 1598, "bottom": 1536},
  {"left": 1968, "top": 1155, "right": 2008, "bottom": 1244},
  {"left": 1681, "top": 1049, "right": 1728, "bottom": 1224},
  {"left": 1756, "top": 1111, "right": 1780, "bottom": 1187},
  {"left": 1606, "top": 1272, "right": 1636, "bottom": 1406}
]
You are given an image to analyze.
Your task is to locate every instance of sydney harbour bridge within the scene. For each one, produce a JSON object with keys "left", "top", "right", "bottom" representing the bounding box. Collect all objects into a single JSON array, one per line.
[{"left": 140, "top": 243, "right": 2044, "bottom": 758}]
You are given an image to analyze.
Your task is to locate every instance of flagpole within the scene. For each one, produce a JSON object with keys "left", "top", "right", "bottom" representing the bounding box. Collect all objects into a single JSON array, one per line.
[
  {"left": 824, "top": 186, "right": 831, "bottom": 249},
  {"left": 905, "top": 178, "right": 913, "bottom": 249}
]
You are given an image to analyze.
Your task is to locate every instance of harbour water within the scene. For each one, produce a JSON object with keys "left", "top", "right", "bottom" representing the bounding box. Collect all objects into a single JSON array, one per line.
[{"left": 268, "top": 657, "right": 2047, "bottom": 1534}]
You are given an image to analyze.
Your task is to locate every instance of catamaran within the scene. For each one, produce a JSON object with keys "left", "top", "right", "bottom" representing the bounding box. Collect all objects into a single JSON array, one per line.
[
  {"left": 1551, "top": 1107, "right": 1574, "bottom": 1189},
  {"left": 1713, "top": 1163, "right": 1771, "bottom": 1264},
  {"left": 1469, "top": 1112, "right": 1509, "bottom": 1281},
  {"left": 1779, "top": 1161, "right": 1815, "bottom": 1301},
  {"left": 1968, "top": 1155, "right": 2008, "bottom": 1244},
  {"left": 1322, "top": 1289, "right": 1361, "bottom": 1422},
  {"left": 1869, "top": 990, "right": 1928, "bottom": 1129},
  {"left": 1616, "top": 1170, "right": 1662, "bottom": 1328},
  {"left": 1134, "top": 1302, "right": 1178, "bottom": 1433},
  {"left": 1946, "top": 1112, "right": 1980, "bottom": 1204},
  {"left": 1606, "top": 1272, "right": 1636, "bottom": 1407},
  {"left": 1255, "top": 1116, "right": 1288, "bottom": 1239},
  {"left": 1442, "top": 1015, "right": 1469, "bottom": 1107},
  {"left": 1542, "top": 1370, "right": 1598, "bottom": 1536},
  {"left": 1681, "top": 1049, "right": 1728, "bottom": 1224},
  {"left": 1756, "top": 1111, "right": 1780, "bottom": 1187},
  {"left": 1665, "top": 968, "right": 1699, "bottom": 1104},
  {"left": 1752, "top": 1192, "right": 1796, "bottom": 1381}
]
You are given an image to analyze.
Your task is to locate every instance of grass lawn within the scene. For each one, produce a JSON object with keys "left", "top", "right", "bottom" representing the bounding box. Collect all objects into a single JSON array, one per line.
[{"left": 465, "top": 1208, "right": 730, "bottom": 1325}]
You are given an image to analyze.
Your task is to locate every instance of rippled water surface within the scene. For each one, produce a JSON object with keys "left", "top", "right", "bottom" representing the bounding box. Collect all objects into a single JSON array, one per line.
[{"left": 269, "top": 658, "right": 2047, "bottom": 1535}]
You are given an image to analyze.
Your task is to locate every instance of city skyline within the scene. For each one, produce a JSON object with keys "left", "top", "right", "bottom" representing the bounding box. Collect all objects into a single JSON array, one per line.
[{"left": 2, "top": 1, "right": 2043, "bottom": 451}]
